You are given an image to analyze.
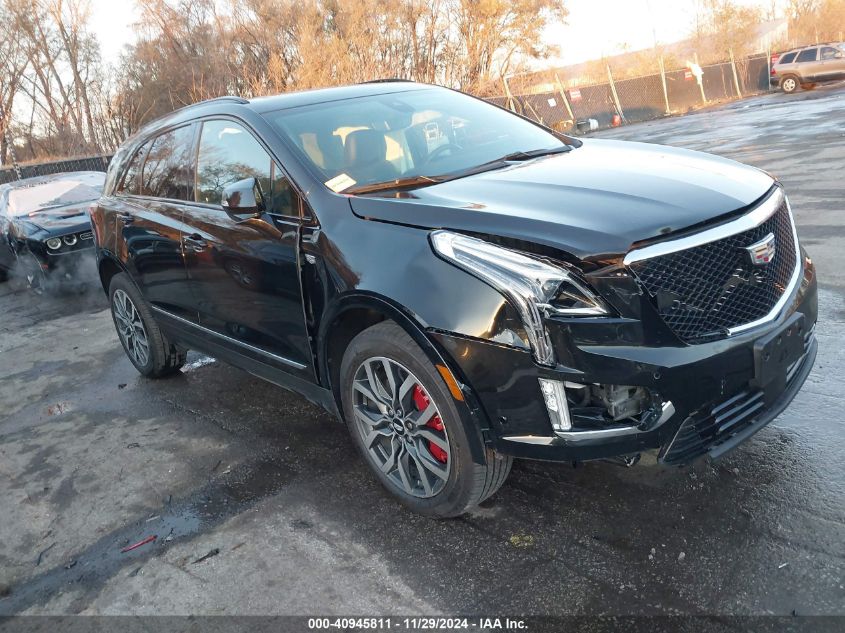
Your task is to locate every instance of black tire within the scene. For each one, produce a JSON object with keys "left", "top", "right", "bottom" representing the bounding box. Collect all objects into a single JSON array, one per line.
[
  {"left": 340, "top": 321, "right": 512, "bottom": 517},
  {"left": 780, "top": 75, "right": 800, "bottom": 93},
  {"left": 108, "top": 272, "right": 186, "bottom": 377}
]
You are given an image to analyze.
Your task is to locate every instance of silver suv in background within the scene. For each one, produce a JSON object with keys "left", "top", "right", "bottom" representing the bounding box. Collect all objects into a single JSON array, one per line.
[{"left": 771, "top": 43, "right": 845, "bottom": 93}]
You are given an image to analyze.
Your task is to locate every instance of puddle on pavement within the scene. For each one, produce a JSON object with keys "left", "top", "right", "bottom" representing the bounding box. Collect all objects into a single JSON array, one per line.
[{"left": 0, "top": 454, "right": 294, "bottom": 615}]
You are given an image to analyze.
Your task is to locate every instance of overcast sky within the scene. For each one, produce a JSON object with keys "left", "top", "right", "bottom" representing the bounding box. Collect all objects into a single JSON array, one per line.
[{"left": 89, "top": 0, "right": 781, "bottom": 68}]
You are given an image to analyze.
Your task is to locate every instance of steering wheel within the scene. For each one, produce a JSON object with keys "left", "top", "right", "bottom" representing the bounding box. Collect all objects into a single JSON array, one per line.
[{"left": 422, "top": 143, "right": 463, "bottom": 166}]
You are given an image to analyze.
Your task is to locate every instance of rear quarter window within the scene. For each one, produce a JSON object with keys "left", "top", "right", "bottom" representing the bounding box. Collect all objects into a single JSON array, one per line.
[
  {"left": 778, "top": 52, "right": 797, "bottom": 64},
  {"left": 141, "top": 125, "right": 195, "bottom": 201}
]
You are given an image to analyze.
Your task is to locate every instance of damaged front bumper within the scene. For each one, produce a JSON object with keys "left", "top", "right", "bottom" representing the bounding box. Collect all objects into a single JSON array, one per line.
[{"left": 430, "top": 256, "right": 818, "bottom": 465}]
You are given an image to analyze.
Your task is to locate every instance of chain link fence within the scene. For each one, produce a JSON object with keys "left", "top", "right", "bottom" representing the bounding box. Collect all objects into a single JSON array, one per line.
[
  {"left": 0, "top": 154, "right": 111, "bottom": 186},
  {"left": 492, "top": 53, "right": 772, "bottom": 132}
]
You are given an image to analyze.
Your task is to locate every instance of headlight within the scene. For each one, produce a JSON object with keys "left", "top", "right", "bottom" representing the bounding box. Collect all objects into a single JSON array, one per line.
[
  {"left": 430, "top": 231, "right": 607, "bottom": 366},
  {"left": 63, "top": 234, "right": 78, "bottom": 246},
  {"left": 46, "top": 237, "right": 62, "bottom": 250}
]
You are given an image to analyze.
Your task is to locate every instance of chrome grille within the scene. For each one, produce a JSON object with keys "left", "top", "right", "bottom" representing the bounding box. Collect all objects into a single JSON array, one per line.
[{"left": 627, "top": 192, "right": 798, "bottom": 344}]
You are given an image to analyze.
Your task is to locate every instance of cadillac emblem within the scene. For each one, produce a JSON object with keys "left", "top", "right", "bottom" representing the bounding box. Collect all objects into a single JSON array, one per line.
[{"left": 745, "top": 232, "right": 776, "bottom": 266}]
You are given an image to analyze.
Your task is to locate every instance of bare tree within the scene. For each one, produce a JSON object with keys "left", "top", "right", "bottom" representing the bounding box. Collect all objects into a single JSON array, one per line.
[
  {"left": 6, "top": 0, "right": 104, "bottom": 158},
  {"left": 787, "top": 0, "right": 845, "bottom": 44},
  {"left": 0, "top": 2, "right": 30, "bottom": 164},
  {"left": 4, "top": 0, "right": 573, "bottom": 159},
  {"left": 695, "top": 0, "right": 765, "bottom": 63}
]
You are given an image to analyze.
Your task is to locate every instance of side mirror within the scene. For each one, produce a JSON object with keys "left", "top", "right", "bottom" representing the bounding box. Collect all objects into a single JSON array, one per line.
[
  {"left": 835, "top": 51, "right": 844, "bottom": 59},
  {"left": 221, "top": 178, "right": 264, "bottom": 219}
]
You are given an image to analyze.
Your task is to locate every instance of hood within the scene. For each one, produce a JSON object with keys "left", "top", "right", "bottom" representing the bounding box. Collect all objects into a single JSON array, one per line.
[
  {"left": 16, "top": 202, "right": 92, "bottom": 234},
  {"left": 349, "top": 139, "right": 775, "bottom": 260}
]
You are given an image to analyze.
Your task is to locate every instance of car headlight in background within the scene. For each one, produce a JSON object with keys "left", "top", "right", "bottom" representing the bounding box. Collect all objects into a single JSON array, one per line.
[
  {"left": 63, "top": 234, "right": 78, "bottom": 246},
  {"left": 46, "top": 237, "right": 62, "bottom": 250},
  {"left": 430, "top": 230, "right": 608, "bottom": 366}
]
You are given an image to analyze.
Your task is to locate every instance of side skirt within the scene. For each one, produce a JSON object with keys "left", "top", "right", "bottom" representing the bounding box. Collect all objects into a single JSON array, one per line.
[{"left": 151, "top": 307, "right": 339, "bottom": 418}]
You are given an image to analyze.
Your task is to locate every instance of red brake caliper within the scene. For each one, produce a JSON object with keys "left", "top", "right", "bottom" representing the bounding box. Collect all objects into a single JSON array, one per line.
[{"left": 412, "top": 384, "right": 448, "bottom": 463}]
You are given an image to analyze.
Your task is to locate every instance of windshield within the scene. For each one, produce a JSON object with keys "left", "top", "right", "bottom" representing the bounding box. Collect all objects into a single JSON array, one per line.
[
  {"left": 6, "top": 173, "right": 105, "bottom": 216},
  {"left": 264, "top": 87, "right": 569, "bottom": 193}
]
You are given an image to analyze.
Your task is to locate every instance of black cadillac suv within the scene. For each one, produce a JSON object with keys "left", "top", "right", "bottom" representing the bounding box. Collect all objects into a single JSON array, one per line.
[{"left": 90, "top": 82, "right": 818, "bottom": 517}]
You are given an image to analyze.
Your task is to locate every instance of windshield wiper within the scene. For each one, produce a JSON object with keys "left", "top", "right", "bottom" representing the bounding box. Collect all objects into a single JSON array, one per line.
[
  {"left": 346, "top": 146, "right": 572, "bottom": 195},
  {"left": 440, "top": 145, "right": 573, "bottom": 181},
  {"left": 346, "top": 175, "right": 445, "bottom": 195},
  {"left": 490, "top": 146, "right": 572, "bottom": 163}
]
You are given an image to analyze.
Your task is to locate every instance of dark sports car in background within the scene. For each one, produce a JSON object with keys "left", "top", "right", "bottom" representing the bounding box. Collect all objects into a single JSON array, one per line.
[{"left": 0, "top": 171, "right": 105, "bottom": 291}]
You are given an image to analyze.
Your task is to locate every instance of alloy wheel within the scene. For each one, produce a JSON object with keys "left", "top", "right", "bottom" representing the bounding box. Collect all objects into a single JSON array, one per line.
[
  {"left": 783, "top": 78, "right": 796, "bottom": 92},
  {"left": 112, "top": 289, "right": 150, "bottom": 367},
  {"left": 351, "top": 356, "right": 451, "bottom": 498}
]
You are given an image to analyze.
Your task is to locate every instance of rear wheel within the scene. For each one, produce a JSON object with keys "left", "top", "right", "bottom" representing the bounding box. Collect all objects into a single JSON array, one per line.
[
  {"left": 108, "top": 273, "right": 186, "bottom": 377},
  {"left": 340, "top": 321, "right": 512, "bottom": 517},
  {"left": 780, "top": 75, "right": 800, "bottom": 93}
]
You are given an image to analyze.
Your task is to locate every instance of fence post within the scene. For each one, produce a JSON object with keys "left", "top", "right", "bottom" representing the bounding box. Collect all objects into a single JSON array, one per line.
[
  {"left": 729, "top": 48, "right": 742, "bottom": 97},
  {"left": 606, "top": 64, "right": 625, "bottom": 123},
  {"left": 0, "top": 102, "right": 22, "bottom": 180},
  {"left": 766, "top": 46, "right": 772, "bottom": 91},
  {"left": 658, "top": 56, "right": 670, "bottom": 115},
  {"left": 524, "top": 101, "right": 544, "bottom": 125},
  {"left": 502, "top": 76, "right": 516, "bottom": 113},
  {"left": 694, "top": 53, "right": 707, "bottom": 104},
  {"left": 553, "top": 73, "right": 575, "bottom": 124}
]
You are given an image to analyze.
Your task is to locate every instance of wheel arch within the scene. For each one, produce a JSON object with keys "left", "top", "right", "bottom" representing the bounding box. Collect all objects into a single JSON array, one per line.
[
  {"left": 319, "top": 292, "right": 491, "bottom": 464},
  {"left": 97, "top": 250, "right": 130, "bottom": 295}
]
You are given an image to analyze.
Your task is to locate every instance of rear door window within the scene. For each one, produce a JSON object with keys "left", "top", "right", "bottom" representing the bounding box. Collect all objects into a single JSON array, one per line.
[
  {"left": 796, "top": 48, "right": 818, "bottom": 63},
  {"left": 195, "top": 119, "right": 297, "bottom": 217},
  {"left": 778, "top": 52, "right": 797, "bottom": 64},
  {"left": 141, "top": 125, "right": 195, "bottom": 201}
]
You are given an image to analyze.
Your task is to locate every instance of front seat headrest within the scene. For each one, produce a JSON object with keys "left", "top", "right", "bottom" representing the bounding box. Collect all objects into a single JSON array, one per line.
[{"left": 344, "top": 129, "right": 388, "bottom": 167}]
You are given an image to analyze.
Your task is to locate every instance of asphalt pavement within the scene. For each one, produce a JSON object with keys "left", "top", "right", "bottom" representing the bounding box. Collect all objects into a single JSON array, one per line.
[{"left": 0, "top": 85, "right": 843, "bottom": 622}]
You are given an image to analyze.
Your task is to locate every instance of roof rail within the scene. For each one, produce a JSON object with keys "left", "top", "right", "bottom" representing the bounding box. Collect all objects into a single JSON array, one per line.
[
  {"left": 359, "top": 78, "right": 416, "bottom": 84},
  {"left": 196, "top": 95, "right": 250, "bottom": 105},
  {"left": 132, "top": 95, "right": 251, "bottom": 138},
  {"left": 796, "top": 41, "right": 842, "bottom": 48},
  {"left": 171, "top": 95, "right": 249, "bottom": 114},
  {"left": 169, "top": 95, "right": 249, "bottom": 117}
]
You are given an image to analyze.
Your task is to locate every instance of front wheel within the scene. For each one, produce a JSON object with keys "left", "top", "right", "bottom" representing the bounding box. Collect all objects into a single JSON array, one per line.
[
  {"left": 109, "top": 272, "right": 186, "bottom": 377},
  {"left": 17, "top": 252, "right": 47, "bottom": 294},
  {"left": 340, "top": 321, "right": 512, "bottom": 517}
]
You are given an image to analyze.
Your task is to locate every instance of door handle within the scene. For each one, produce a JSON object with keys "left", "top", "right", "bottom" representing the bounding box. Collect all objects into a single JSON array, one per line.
[
  {"left": 116, "top": 213, "right": 135, "bottom": 224},
  {"left": 184, "top": 233, "right": 208, "bottom": 251}
]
